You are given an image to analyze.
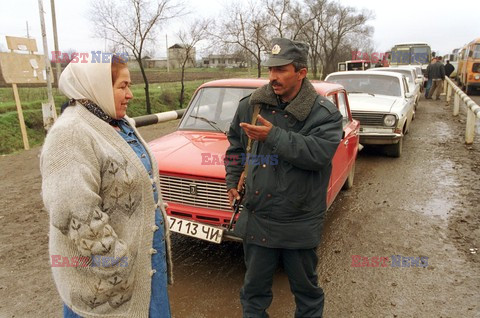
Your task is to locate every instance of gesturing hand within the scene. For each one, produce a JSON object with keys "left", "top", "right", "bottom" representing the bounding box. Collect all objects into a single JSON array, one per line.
[{"left": 239, "top": 115, "right": 273, "bottom": 141}]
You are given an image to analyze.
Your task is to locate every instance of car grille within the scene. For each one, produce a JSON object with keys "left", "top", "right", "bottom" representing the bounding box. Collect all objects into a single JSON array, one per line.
[
  {"left": 351, "top": 111, "right": 386, "bottom": 126},
  {"left": 159, "top": 175, "right": 232, "bottom": 211}
]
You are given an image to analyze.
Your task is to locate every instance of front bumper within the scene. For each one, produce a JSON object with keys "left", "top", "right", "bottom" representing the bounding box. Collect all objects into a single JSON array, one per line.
[
  {"left": 359, "top": 131, "right": 403, "bottom": 145},
  {"left": 466, "top": 82, "right": 480, "bottom": 89}
]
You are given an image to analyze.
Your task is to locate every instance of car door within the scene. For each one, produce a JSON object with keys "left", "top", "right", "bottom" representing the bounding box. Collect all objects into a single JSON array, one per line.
[
  {"left": 402, "top": 77, "right": 415, "bottom": 128},
  {"left": 327, "top": 90, "right": 359, "bottom": 205}
]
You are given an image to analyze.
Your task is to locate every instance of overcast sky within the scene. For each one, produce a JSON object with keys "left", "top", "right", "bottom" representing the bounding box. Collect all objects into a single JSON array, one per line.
[{"left": 0, "top": 0, "right": 478, "bottom": 59}]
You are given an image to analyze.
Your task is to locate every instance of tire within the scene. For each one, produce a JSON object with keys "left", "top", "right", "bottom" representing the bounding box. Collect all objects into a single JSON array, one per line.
[
  {"left": 385, "top": 137, "right": 403, "bottom": 158},
  {"left": 342, "top": 162, "right": 355, "bottom": 190}
]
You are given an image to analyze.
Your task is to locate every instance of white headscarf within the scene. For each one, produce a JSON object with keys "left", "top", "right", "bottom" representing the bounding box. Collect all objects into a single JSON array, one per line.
[{"left": 59, "top": 58, "right": 117, "bottom": 118}]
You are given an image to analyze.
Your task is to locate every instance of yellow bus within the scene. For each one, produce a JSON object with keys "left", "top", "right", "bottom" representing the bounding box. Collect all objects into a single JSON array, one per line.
[{"left": 457, "top": 38, "right": 480, "bottom": 94}]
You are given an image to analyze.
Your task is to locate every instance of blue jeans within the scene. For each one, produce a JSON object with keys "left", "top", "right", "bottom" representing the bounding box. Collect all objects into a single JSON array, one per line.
[
  {"left": 64, "top": 304, "right": 82, "bottom": 318},
  {"left": 425, "top": 78, "right": 432, "bottom": 97}
]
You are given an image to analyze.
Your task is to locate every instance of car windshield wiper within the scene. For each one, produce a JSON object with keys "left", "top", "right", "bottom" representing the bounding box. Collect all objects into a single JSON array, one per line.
[
  {"left": 348, "top": 91, "right": 375, "bottom": 97},
  {"left": 189, "top": 115, "right": 225, "bottom": 134}
]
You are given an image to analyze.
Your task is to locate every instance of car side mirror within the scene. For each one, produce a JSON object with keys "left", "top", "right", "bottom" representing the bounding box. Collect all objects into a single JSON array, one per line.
[
  {"left": 405, "top": 92, "right": 414, "bottom": 98},
  {"left": 415, "top": 78, "right": 422, "bottom": 84}
]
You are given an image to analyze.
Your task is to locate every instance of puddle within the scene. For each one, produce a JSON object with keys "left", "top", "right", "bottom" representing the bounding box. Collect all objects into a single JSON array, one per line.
[{"left": 416, "top": 159, "right": 459, "bottom": 219}]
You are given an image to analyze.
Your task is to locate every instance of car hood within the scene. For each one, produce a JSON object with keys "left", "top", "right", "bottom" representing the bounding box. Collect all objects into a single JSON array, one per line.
[
  {"left": 347, "top": 94, "right": 401, "bottom": 113},
  {"left": 148, "top": 130, "right": 229, "bottom": 180}
]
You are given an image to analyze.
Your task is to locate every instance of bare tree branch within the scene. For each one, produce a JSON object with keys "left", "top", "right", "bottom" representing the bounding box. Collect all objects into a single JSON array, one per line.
[{"left": 88, "top": 0, "right": 185, "bottom": 114}]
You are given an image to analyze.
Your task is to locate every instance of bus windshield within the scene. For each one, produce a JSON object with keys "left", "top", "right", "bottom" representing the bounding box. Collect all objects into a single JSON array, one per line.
[{"left": 391, "top": 44, "right": 431, "bottom": 65}]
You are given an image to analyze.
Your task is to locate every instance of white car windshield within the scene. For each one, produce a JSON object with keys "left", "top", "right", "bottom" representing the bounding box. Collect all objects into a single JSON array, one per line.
[
  {"left": 327, "top": 74, "right": 401, "bottom": 97},
  {"left": 180, "top": 87, "right": 255, "bottom": 132}
]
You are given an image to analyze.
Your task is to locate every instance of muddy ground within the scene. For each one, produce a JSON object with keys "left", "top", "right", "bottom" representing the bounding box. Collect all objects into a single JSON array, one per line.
[{"left": 0, "top": 95, "right": 479, "bottom": 318}]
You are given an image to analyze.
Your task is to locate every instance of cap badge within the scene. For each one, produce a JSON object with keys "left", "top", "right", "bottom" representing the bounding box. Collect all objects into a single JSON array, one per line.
[{"left": 271, "top": 44, "right": 281, "bottom": 55}]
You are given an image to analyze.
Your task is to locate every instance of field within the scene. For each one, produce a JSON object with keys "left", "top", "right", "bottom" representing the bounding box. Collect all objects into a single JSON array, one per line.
[{"left": 0, "top": 68, "right": 257, "bottom": 154}]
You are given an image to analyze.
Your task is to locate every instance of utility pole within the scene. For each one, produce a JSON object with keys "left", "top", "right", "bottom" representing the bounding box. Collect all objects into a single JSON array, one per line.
[
  {"left": 50, "top": 0, "right": 61, "bottom": 84},
  {"left": 26, "top": 21, "right": 30, "bottom": 38},
  {"left": 166, "top": 34, "right": 169, "bottom": 72},
  {"left": 38, "top": 0, "right": 57, "bottom": 123}
]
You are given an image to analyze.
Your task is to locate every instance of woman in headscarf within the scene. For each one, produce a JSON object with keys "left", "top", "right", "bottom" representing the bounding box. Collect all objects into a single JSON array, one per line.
[{"left": 40, "top": 55, "right": 172, "bottom": 317}]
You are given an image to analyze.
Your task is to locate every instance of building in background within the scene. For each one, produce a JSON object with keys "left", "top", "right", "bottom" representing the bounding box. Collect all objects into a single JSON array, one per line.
[
  {"left": 202, "top": 54, "right": 246, "bottom": 68},
  {"left": 168, "top": 44, "right": 196, "bottom": 69}
]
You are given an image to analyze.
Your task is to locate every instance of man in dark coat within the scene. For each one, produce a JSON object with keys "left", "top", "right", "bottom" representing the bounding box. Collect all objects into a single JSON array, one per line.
[
  {"left": 427, "top": 56, "right": 446, "bottom": 100},
  {"left": 225, "top": 38, "right": 343, "bottom": 318},
  {"left": 445, "top": 60, "right": 455, "bottom": 78}
]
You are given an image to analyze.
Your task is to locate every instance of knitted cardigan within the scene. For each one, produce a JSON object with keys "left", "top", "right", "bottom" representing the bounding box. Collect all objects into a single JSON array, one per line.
[{"left": 40, "top": 104, "right": 173, "bottom": 317}]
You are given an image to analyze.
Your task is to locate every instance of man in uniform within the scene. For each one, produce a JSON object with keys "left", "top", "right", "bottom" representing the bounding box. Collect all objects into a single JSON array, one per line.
[{"left": 225, "top": 38, "right": 343, "bottom": 318}]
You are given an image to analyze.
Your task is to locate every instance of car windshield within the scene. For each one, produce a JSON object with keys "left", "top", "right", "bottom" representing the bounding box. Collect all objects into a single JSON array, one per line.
[
  {"left": 179, "top": 86, "right": 256, "bottom": 132},
  {"left": 327, "top": 74, "right": 401, "bottom": 97}
]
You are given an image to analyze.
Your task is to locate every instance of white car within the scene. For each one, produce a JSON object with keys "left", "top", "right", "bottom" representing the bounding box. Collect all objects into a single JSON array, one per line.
[
  {"left": 325, "top": 71, "right": 416, "bottom": 157},
  {"left": 367, "top": 66, "right": 422, "bottom": 107}
]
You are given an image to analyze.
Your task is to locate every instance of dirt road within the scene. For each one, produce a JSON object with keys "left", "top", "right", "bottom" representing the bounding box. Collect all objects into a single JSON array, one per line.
[{"left": 0, "top": 96, "right": 479, "bottom": 317}]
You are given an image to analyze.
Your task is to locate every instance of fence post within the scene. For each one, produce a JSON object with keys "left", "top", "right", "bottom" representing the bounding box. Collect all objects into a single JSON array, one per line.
[
  {"left": 453, "top": 93, "right": 460, "bottom": 116},
  {"left": 465, "top": 107, "right": 476, "bottom": 144},
  {"left": 446, "top": 82, "right": 452, "bottom": 105}
]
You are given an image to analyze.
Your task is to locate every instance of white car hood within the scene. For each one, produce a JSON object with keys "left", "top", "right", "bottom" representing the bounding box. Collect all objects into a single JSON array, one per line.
[{"left": 347, "top": 94, "right": 401, "bottom": 113}]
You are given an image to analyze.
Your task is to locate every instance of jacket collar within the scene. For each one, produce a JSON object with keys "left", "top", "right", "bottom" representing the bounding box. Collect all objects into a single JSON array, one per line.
[{"left": 249, "top": 78, "right": 318, "bottom": 121}]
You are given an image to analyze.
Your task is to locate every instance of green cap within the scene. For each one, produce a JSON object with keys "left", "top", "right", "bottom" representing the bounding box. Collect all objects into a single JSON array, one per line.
[{"left": 263, "top": 38, "right": 309, "bottom": 67}]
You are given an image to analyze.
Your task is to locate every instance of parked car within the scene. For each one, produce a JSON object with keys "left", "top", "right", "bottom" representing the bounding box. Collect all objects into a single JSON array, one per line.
[
  {"left": 409, "top": 65, "right": 426, "bottom": 91},
  {"left": 367, "top": 66, "right": 421, "bottom": 107},
  {"left": 325, "top": 71, "right": 416, "bottom": 157},
  {"left": 148, "top": 78, "right": 359, "bottom": 244}
]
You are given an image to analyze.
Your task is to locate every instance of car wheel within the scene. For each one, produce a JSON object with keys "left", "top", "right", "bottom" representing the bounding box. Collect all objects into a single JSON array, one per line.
[
  {"left": 342, "top": 162, "right": 355, "bottom": 190},
  {"left": 385, "top": 137, "right": 403, "bottom": 158}
]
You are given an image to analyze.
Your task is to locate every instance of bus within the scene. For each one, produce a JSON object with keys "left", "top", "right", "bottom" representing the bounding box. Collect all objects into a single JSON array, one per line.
[
  {"left": 389, "top": 42, "right": 433, "bottom": 76},
  {"left": 457, "top": 38, "right": 480, "bottom": 94},
  {"left": 443, "top": 49, "right": 459, "bottom": 79}
]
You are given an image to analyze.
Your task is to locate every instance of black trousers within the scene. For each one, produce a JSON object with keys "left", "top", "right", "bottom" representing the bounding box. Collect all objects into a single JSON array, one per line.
[{"left": 240, "top": 243, "right": 324, "bottom": 318}]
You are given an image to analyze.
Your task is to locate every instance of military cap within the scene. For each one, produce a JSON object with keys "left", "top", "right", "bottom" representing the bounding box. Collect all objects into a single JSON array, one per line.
[{"left": 263, "top": 38, "right": 309, "bottom": 67}]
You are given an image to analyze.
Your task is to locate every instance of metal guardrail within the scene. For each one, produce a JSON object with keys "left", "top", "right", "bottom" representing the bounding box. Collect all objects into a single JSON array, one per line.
[
  {"left": 133, "top": 109, "right": 186, "bottom": 127},
  {"left": 444, "top": 77, "right": 480, "bottom": 144}
]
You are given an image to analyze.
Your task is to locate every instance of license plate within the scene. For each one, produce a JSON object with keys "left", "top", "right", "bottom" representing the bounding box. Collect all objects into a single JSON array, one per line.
[
  {"left": 167, "top": 216, "right": 224, "bottom": 244},
  {"left": 361, "top": 127, "right": 392, "bottom": 133}
]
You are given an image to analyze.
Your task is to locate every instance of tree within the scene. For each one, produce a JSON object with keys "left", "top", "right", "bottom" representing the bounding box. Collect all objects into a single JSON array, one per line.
[
  {"left": 213, "top": 1, "right": 271, "bottom": 78},
  {"left": 264, "top": 0, "right": 292, "bottom": 38},
  {"left": 292, "top": 0, "right": 373, "bottom": 78},
  {"left": 176, "top": 19, "right": 210, "bottom": 107},
  {"left": 89, "top": 0, "right": 184, "bottom": 114}
]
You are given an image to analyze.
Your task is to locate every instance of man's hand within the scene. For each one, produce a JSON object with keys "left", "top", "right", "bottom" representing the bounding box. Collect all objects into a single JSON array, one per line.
[
  {"left": 228, "top": 188, "right": 241, "bottom": 207},
  {"left": 240, "top": 115, "right": 273, "bottom": 141},
  {"left": 228, "top": 171, "right": 246, "bottom": 207}
]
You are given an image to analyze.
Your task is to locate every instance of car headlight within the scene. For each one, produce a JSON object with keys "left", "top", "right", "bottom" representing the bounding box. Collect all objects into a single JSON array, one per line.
[{"left": 384, "top": 114, "right": 396, "bottom": 127}]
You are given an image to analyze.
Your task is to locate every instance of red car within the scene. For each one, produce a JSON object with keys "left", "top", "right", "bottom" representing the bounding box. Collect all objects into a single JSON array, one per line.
[{"left": 149, "top": 79, "right": 359, "bottom": 243}]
